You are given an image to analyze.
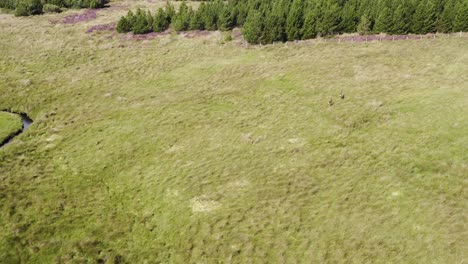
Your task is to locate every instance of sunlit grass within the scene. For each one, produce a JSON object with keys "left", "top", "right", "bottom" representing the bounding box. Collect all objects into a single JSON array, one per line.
[
  {"left": 0, "top": 112, "right": 22, "bottom": 143},
  {"left": 0, "top": 1, "right": 467, "bottom": 263}
]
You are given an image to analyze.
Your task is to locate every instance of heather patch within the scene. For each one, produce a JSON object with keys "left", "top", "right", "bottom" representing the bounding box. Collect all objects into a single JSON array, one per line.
[
  {"left": 49, "top": 9, "right": 97, "bottom": 24},
  {"left": 61, "top": 9, "right": 97, "bottom": 24}
]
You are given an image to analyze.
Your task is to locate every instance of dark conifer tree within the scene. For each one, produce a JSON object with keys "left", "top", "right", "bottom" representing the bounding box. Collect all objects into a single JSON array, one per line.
[
  {"left": 286, "top": 0, "right": 304, "bottom": 40},
  {"left": 412, "top": 0, "right": 438, "bottom": 34},
  {"left": 374, "top": 6, "right": 392, "bottom": 33},
  {"left": 116, "top": 16, "right": 132, "bottom": 33},
  {"left": 263, "top": 1, "right": 287, "bottom": 42},
  {"left": 357, "top": 14, "right": 371, "bottom": 34},
  {"left": 302, "top": 4, "right": 318, "bottom": 39},
  {"left": 133, "top": 9, "right": 152, "bottom": 34},
  {"left": 243, "top": 10, "right": 264, "bottom": 44},
  {"left": 218, "top": 4, "right": 235, "bottom": 31},
  {"left": 153, "top": 7, "right": 169, "bottom": 32},
  {"left": 201, "top": 1, "right": 220, "bottom": 30},
  {"left": 189, "top": 7, "right": 204, "bottom": 30},
  {"left": 173, "top": 1, "right": 190, "bottom": 31},
  {"left": 146, "top": 10, "right": 154, "bottom": 30},
  {"left": 436, "top": 0, "right": 455, "bottom": 32},
  {"left": 165, "top": 1, "right": 176, "bottom": 23},
  {"left": 115, "top": 0, "right": 464, "bottom": 43},
  {"left": 453, "top": 0, "right": 468, "bottom": 31},
  {"left": 392, "top": 2, "right": 412, "bottom": 34},
  {"left": 234, "top": 1, "right": 249, "bottom": 26},
  {"left": 315, "top": 0, "right": 341, "bottom": 36},
  {"left": 340, "top": 0, "right": 359, "bottom": 33}
]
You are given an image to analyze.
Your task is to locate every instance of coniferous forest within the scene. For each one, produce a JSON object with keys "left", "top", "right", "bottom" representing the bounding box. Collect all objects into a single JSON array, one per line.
[{"left": 116, "top": 0, "right": 468, "bottom": 44}]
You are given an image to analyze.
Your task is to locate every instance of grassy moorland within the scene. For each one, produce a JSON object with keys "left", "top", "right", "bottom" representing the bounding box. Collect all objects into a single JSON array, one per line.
[
  {"left": 0, "top": 112, "right": 22, "bottom": 144},
  {"left": 1, "top": 1, "right": 467, "bottom": 263}
]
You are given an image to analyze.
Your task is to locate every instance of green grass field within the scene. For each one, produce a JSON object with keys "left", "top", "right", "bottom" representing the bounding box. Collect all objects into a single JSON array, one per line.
[
  {"left": 0, "top": 112, "right": 22, "bottom": 144},
  {"left": 1, "top": 1, "right": 467, "bottom": 263}
]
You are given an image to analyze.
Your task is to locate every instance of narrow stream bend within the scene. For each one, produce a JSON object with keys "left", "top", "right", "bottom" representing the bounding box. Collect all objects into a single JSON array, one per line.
[{"left": 0, "top": 111, "right": 33, "bottom": 147}]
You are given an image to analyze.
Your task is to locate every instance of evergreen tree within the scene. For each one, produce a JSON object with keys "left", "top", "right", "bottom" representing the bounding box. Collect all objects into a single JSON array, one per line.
[
  {"left": 218, "top": 5, "right": 235, "bottom": 31},
  {"left": 392, "top": 2, "right": 411, "bottom": 34},
  {"left": 436, "top": 0, "right": 455, "bottom": 32},
  {"left": 453, "top": 1, "right": 468, "bottom": 31},
  {"left": 263, "top": 1, "right": 287, "bottom": 42},
  {"left": 286, "top": 0, "right": 304, "bottom": 40},
  {"left": 116, "top": 16, "right": 132, "bottom": 33},
  {"left": 165, "top": 1, "right": 176, "bottom": 23},
  {"left": 340, "top": 0, "right": 359, "bottom": 33},
  {"left": 146, "top": 10, "right": 154, "bottom": 30},
  {"left": 201, "top": 1, "right": 220, "bottom": 30},
  {"left": 189, "top": 7, "right": 204, "bottom": 30},
  {"left": 374, "top": 6, "right": 392, "bottom": 33},
  {"left": 316, "top": 0, "right": 341, "bottom": 36},
  {"left": 412, "top": 0, "right": 438, "bottom": 34},
  {"left": 243, "top": 10, "right": 264, "bottom": 44},
  {"left": 153, "top": 8, "right": 169, "bottom": 32},
  {"left": 235, "top": 1, "right": 249, "bottom": 26},
  {"left": 357, "top": 14, "right": 371, "bottom": 35},
  {"left": 114, "top": 0, "right": 464, "bottom": 43},
  {"left": 173, "top": 1, "right": 191, "bottom": 31},
  {"left": 133, "top": 9, "right": 152, "bottom": 34},
  {"left": 302, "top": 6, "right": 318, "bottom": 39},
  {"left": 127, "top": 9, "right": 136, "bottom": 26}
]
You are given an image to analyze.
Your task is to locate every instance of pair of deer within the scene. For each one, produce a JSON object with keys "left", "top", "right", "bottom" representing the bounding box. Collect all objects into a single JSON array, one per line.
[{"left": 329, "top": 90, "right": 345, "bottom": 106}]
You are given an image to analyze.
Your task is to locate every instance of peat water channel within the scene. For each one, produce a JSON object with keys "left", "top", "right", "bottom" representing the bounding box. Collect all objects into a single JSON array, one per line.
[{"left": 0, "top": 111, "right": 33, "bottom": 147}]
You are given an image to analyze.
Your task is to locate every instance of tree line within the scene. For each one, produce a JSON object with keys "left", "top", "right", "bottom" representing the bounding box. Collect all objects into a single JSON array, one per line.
[
  {"left": 117, "top": 0, "right": 468, "bottom": 44},
  {"left": 0, "top": 0, "right": 108, "bottom": 16}
]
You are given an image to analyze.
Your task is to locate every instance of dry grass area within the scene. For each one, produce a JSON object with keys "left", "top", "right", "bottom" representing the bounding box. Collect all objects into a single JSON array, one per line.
[{"left": 1, "top": 1, "right": 468, "bottom": 263}]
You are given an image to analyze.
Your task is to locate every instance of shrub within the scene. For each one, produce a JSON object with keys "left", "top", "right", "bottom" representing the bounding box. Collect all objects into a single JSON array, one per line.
[
  {"left": 0, "top": 0, "right": 17, "bottom": 10},
  {"left": 42, "top": 3, "right": 61, "bottom": 13},
  {"left": 116, "top": 16, "right": 132, "bottom": 33},
  {"left": 46, "top": 0, "right": 66, "bottom": 7},
  {"left": 15, "top": 0, "right": 43, "bottom": 16},
  {"left": 224, "top": 34, "right": 232, "bottom": 42},
  {"left": 172, "top": 1, "right": 190, "bottom": 31},
  {"left": 75, "top": 0, "right": 107, "bottom": 9},
  {"left": 242, "top": 10, "right": 263, "bottom": 44},
  {"left": 132, "top": 9, "right": 152, "bottom": 34},
  {"left": 165, "top": 1, "right": 175, "bottom": 23},
  {"left": 68, "top": 0, "right": 83, "bottom": 8},
  {"left": 218, "top": 5, "right": 235, "bottom": 31},
  {"left": 153, "top": 8, "right": 170, "bottom": 32},
  {"left": 189, "top": 8, "right": 204, "bottom": 30},
  {"left": 286, "top": 0, "right": 304, "bottom": 41}
]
